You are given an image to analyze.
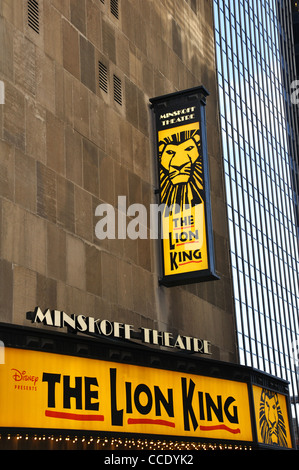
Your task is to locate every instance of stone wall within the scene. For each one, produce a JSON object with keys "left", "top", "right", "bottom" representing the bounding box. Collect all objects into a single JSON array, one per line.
[{"left": 0, "top": 0, "right": 237, "bottom": 362}]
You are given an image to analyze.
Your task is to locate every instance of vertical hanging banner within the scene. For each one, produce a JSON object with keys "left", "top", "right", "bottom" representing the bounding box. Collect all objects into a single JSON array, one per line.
[{"left": 150, "top": 87, "right": 219, "bottom": 287}]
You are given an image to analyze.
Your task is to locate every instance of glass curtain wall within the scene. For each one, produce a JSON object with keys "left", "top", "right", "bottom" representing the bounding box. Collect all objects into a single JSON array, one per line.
[
  {"left": 292, "top": 1, "right": 299, "bottom": 77},
  {"left": 213, "top": 0, "right": 299, "bottom": 442}
]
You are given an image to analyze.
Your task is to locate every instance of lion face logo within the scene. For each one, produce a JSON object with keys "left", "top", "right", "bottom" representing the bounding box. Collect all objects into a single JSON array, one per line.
[
  {"left": 264, "top": 395, "right": 279, "bottom": 441},
  {"left": 159, "top": 128, "right": 204, "bottom": 209},
  {"left": 259, "top": 389, "right": 287, "bottom": 446},
  {"left": 160, "top": 135, "right": 200, "bottom": 185}
]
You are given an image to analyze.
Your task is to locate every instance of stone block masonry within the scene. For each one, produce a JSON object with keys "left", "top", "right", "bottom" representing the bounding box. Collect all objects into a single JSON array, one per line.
[{"left": 0, "top": 0, "right": 237, "bottom": 363}]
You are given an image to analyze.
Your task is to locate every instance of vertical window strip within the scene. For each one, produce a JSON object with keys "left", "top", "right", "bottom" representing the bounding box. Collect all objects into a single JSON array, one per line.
[
  {"left": 113, "top": 75, "right": 122, "bottom": 105},
  {"left": 110, "top": 0, "right": 119, "bottom": 19},
  {"left": 99, "top": 62, "right": 108, "bottom": 93},
  {"left": 27, "top": 0, "right": 39, "bottom": 34}
]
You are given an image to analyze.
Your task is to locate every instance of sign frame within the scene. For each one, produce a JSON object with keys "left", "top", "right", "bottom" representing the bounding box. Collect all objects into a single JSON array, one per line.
[{"left": 150, "top": 87, "right": 219, "bottom": 287}]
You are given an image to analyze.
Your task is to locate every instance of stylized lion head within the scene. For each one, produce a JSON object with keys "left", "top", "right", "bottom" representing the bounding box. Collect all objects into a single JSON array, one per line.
[
  {"left": 259, "top": 389, "right": 287, "bottom": 447},
  {"left": 159, "top": 128, "right": 204, "bottom": 210}
]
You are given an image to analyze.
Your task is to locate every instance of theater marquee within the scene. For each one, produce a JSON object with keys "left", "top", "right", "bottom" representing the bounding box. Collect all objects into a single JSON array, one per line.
[
  {"left": 0, "top": 320, "right": 294, "bottom": 449},
  {"left": 150, "top": 87, "right": 218, "bottom": 287},
  {"left": 0, "top": 347, "right": 293, "bottom": 447},
  {"left": 0, "top": 347, "right": 253, "bottom": 441}
]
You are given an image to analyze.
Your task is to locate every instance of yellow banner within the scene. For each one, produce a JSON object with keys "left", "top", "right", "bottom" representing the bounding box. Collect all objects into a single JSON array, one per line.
[
  {"left": 159, "top": 123, "right": 209, "bottom": 278},
  {"left": 162, "top": 202, "right": 208, "bottom": 276},
  {"left": 252, "top": 385, "right": 292, "bottom": 448},
  {"left": 0, "top": 348, "right": 253, "bottom": 441}
]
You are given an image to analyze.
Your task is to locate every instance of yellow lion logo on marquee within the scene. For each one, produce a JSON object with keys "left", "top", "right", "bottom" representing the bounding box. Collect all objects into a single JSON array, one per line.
[
  {"left": 259, "top": 388, "right": 288, "bottom": 447},
  {"left": 158, "top": 124, "right": 204, "bottom": 210}
]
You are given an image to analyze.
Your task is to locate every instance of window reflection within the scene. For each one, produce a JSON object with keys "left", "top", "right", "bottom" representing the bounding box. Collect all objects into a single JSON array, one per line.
[{"left": 213, "top": 0, "right": 299, "bottom": 441}]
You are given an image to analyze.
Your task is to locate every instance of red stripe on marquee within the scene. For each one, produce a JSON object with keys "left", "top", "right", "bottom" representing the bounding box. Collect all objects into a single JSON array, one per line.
[
  {"left": 128, "top": 418, "right": 175, "bottom": 428},
  {"left": 200, "top": 424, "right": 241, "bottom": 434},
  {"left": 45, "top": 410, "right": 104, "bottom": 421}
]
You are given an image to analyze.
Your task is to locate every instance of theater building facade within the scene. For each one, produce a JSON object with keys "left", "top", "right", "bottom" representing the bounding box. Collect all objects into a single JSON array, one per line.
[{"left": 0, "top": 0, "right": 295, "bottom": 449}]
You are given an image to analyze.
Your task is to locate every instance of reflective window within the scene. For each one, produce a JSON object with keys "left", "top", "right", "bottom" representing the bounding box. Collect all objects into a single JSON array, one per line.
[{"left": 213, "top": 0, "right": 299, "bottom": 442}]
